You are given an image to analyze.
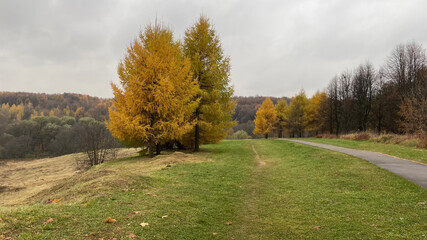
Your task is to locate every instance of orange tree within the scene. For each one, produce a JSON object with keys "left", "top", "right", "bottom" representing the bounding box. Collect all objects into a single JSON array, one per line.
[
  {"left": 253, "top": 98, "right": 277, "bottom": 139},
  {"left": 107, "top": 22, "right": 199, "bottom": 157}
]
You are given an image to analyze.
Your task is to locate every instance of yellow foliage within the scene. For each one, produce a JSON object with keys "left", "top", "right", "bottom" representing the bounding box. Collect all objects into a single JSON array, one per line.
[
  {"left": 306, "top": 91, "right": 328, "bottom": 133},
  {"left": 1, "top": 103, "right": 24, "bottom": 122},
  {"left": 253, "top": 98, "right": 277, "bottom": 138},
  {"left": 107, "top": 22, "right": 199, "bottom": 156},
  {"left": 287, "top": 90, "right": 309, "bottom": 137},
  {"left": 275, "top": 99, "right": 289, "bottom": 137},
  {"left": 181, "top": 16, "right": 236, "bottom": 149}
]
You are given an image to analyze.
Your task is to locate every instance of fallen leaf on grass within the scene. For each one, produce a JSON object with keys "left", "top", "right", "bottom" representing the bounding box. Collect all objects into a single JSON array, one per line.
[
  {"left": 43, "top": 218, "right": 54, "bottom": 225},
  {"left": 127, "top": 233, "right": 137, "bottom": 238},
  {"left": 52, "top": 199, "right": 61, "bottom": 204},
  {"left": 421, "top": 234, "right": 425, "bottom": 238},
  {"left": 104, "top": 217, "right": 117, "bottom": 223},
  {"left": 140, "top": 222, "right": 149, "bottom": 227},
  {"left": 371, "top": 224, "right": 377, "bottom": 228},
  {"left": 162, "top": 215, "right": 168, "bottom": 219},
  {"left": 127, "top": 211, "right": 143, "bottom": 217},
  {"left": 418, "top": 202, "right": 426, "bottom": 205},
  {"left": 226, "top": 221, "right": 232, "bottom": 225},
  {"left": 212, "top": 233, "right": 217, "bottom": 235},
  {"left": 313, "top": 225, "right": 321, "bottom": 230},
  {"left": 0, "top": 217, "right": 2, "bottom": 222}
]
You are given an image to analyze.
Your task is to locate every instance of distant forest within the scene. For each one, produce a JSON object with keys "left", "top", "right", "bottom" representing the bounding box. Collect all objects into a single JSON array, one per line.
[
  {"left": 0, "top": 92, "right": 111, "bottom": 121},
  {"left": 0, "top": 92, "right": 279, "bottom": 158},
  {"left": 0, "top": 92, "right": 115, "bottom": 159}
]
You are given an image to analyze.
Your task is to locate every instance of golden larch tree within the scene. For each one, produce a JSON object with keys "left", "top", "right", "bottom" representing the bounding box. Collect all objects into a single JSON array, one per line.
[
  {"left": 287, "top": 90, "right": 309, "bottom": 137},
  {"left": 182, "top": 16, "right": 236, "bottom": 151},
  {"left": 253, "top": 97, "right": 278, "bottom": 139},
  {"left": 305, "top": 91, "right": 329, "bottom": 134},
  {"left": 275, "top": 99, "right": 289, "bottom": 138},
  {"left": 107, "top": 22, "right": 199, "bottom": 158}
]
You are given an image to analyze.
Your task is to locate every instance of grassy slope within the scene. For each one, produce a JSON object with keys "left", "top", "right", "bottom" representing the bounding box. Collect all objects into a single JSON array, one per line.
[
  {"left": 0, "top": 140, "right": 426, "bottom": 239},
  {"left": 300, "top": 138, "right": 427, "bottom": 165}
]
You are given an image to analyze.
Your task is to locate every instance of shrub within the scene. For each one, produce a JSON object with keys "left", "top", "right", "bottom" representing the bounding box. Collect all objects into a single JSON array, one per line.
[
  {"left": 320, "top": 134, "right": 338, "bottom": 139},
  {"left": 354, "top": 133, "right": 370, "bottom": 140},
  {"left": 416, "top": 134, "right": 427, "bottom": 149},
  {"left": 232, "top": 130, "right": 249, "bottom": 139}
]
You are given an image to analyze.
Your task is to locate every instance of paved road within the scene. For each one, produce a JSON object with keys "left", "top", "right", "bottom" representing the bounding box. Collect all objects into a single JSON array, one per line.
[{"left": 280, "top": 139, "right": 427, "bottom": 189}]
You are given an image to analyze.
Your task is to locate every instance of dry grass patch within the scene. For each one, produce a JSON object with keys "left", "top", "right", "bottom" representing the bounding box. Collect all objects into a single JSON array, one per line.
[
  {"left": 22, "top": 151, "right": 207, "bottom": 205},
  {"left": 0, "top": 149, "right": 139, "bottom": 206}
]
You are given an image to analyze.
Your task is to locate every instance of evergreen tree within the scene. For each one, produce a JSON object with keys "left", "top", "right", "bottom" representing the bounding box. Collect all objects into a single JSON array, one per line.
[
  {"left": 182, "top": 16, "right": 236, "bottom": 151},
  {"left": 253, "top": 98, "right": 277, "bottom": 139},
  {"left": 107, "top": 22, "right": 199, "bottom": 157}
]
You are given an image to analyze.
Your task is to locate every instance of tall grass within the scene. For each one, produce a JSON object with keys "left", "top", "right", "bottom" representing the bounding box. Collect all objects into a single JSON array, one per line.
[{"left": 316, "top": 132, "right": 427, "bottom": 149}]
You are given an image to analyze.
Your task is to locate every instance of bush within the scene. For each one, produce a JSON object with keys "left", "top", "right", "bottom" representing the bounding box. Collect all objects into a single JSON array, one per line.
[
  {"left": 316, "top": 134, "right": 337, "bottom": 139},
  {"left": 417, "top": 134, "right": 427, "bottom": 149},
  {"left": 232, "top": 130, "right": 249, "bottom": 139},
  {"left": 354, "top": 133, "right": 370, "bottom": 140}
]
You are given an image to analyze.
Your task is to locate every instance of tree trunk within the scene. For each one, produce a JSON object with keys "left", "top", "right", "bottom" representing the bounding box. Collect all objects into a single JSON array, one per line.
[
  {"left": 278, "top": 124, "right": 283, "bottom": 138},
  {"left": 156, "top": 143, "right": 161, "bottom": 155},
  {"left": 264, "top": 133, "right": 268, "bottom": 139},
  {"left": 148, "top": 138, "right": 154, "bottom": 158},
  {"left": 194, "top": 107, "right": 200, "bottom": 152},
  {"left": 176, "top": 141, "right": 185, "bottom": 150}
]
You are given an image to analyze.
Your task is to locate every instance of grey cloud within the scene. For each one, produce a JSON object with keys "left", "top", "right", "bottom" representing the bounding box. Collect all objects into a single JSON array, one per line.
[{"left": 1, "top": 0, "right": 426, "bottom": 98}]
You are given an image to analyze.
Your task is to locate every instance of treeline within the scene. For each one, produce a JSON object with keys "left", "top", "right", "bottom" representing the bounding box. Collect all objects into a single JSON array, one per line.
[
  {"left": 326, "top": 42, "right": 426, "bottom": 135},
  {"left": 253, "top": 91, "right": 328, "bottom": 138},
  {"left": 0, "top": 92, "right": 111, "bottom": 121},
  {"left": 253, "top": 42, "right": 427, "bottom": 138},
  {"left": 0, "top": 114, "right": 118, "bottom": 160}
]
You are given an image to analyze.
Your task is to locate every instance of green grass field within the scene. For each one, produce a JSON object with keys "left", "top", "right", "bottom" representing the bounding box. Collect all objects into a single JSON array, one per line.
[
  {"left": 0, "top": 140, "right": 426, "bottom": 239},
  {"left": 300, "top": 138, "right": 427, "bottom": 165}
]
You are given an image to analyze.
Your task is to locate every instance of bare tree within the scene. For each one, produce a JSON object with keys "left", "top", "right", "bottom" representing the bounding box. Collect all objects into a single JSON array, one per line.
[
  {"left": 338, "top": 70, "right": 353, "bottom": 133},
  {"left": 75, "top": 117, "right": 118, "bottom": 167},
  {"left": 327, "top": 77, "right": 340, "bottom": 135},
  {"left": 352, "top": 62, "right": 376, "bottom": 131}
]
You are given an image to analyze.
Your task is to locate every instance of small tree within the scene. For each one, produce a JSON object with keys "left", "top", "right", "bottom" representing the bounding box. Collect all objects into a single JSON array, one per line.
[
  {"left": 253, "top": 98, "right": 277, "bottom": 138},
  {"left": 287, "top": 90, "right": 309, "bottom": 137},
  {"left": 305, "top": 91, "right": 329, "bottom": 135},
  {"left": 275, "top": 99, "right": 289, "bottom": 138},
  {"left": 75, "top": 117, "right": 118, "bottom": 166}
]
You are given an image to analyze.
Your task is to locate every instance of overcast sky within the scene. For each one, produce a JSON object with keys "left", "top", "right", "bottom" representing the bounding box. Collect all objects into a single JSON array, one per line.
[{"left": 1, "top": 0, "right": 426, "bottom": 98}]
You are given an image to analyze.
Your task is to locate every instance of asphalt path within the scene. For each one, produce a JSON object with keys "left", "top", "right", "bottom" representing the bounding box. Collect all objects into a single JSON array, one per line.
[{"left": 280, "top": 139, "right": 427, "bottom": 189}]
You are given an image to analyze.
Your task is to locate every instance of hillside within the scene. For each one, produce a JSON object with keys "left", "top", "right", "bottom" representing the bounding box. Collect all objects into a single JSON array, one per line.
[
  {"left": 0, "top": 140, "right": 425, "bottom": 239},
  {"left": 0, "top": 92, "right": 111, "bottom": 121}
]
